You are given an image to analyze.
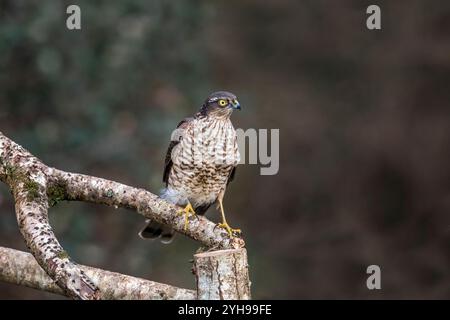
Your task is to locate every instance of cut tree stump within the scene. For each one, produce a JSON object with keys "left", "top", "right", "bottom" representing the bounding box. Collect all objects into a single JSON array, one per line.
[{"left": 194, "top": 248, "right": 251, "bottom": 300}]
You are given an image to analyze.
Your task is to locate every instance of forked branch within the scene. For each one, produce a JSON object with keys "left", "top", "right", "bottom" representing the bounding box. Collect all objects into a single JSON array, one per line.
[{"left": 0, "top": 131, "right": 244, "bottom": 299}]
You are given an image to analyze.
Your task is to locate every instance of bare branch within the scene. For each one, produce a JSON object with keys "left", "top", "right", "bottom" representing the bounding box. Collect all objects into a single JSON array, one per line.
[
  {"left": 49, "top": 169, "right": 244, "bottom": 250},
  {"left": 0, "top": 134, "right": 99, "bottom": 299},
  {"left": 0, "top": 247, "right": 196, "bottom": 300},
  {"left": 0, "top": 131, "right": 245, "bottom": 299}
]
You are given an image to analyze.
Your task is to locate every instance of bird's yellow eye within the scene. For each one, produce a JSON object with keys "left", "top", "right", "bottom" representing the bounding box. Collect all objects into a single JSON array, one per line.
[{"left": 218, "top": 99, "right": 228, "bottom": 107}]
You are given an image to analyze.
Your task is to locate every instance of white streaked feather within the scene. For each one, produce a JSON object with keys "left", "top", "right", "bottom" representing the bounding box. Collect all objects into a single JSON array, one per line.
[{"left": 166, "top": 116, "right": 239, "bottom": 209}]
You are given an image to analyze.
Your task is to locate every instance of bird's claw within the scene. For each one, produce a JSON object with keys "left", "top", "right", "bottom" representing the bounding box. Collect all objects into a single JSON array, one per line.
[
  {"left": 217, "top": 222, "right": 241, "bottom": 237},
  {"left": 178, "top": 203, "right": 196, "bottom": 231}
]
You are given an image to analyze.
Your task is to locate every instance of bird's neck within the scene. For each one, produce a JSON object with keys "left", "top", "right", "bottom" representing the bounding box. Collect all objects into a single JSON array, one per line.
[
  {"left": 197, "top": 108, "right": 233, "bottom": 120},
  {"left": 193, "top": 116, "right": 235, "bottom": 137}
]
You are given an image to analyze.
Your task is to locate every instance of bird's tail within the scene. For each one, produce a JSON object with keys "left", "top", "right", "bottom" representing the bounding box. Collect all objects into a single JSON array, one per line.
[{"left": 138, "top": 219, "right": 175, "bottom": 244}]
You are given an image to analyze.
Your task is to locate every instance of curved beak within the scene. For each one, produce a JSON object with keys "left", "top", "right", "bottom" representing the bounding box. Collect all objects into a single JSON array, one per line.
[{"left": 231, "top": 99, "right": 241, "bottom": 110}]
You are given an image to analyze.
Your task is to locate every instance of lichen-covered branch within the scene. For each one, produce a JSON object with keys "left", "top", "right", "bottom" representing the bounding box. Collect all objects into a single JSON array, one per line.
[
  {"left": 0, "top": 246, "right": 196, "bottom": 300},
  {"left": 0, "top": 134, "right": 99, "bottom": 299},
  {"left": 48, "top": 169, "right": 244, "bottom": 250},
  {"left": 0, "top": 131, "right": 245, "bottom": 299}
]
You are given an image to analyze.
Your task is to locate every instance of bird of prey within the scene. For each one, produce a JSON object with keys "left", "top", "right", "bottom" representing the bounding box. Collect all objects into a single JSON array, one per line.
[{"left": 139, "top": 91, "right": 242, "bottom": 243}]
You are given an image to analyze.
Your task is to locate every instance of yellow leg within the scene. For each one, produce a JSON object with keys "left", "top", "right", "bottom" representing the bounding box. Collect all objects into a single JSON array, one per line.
[
  {"left": 217, "top": 199, "right": 241, "bottom": 237},
  {"left": 178, "top": 202, "right": 196, "bottom": 231}
]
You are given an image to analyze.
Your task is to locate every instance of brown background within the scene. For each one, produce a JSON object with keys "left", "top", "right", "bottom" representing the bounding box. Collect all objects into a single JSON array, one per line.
[{"left": 0, "top": 0, "right": 449, "bottom": 299}]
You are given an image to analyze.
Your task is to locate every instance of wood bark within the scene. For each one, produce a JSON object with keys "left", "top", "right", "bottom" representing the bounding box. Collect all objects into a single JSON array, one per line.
[
  {"left": 0, "top": 131, "right": 248, "bottom": 299},
  {"left": 194, "top": 248, "right": 251, "bottom": 300},
  {"left": 0, "top": 246, "right": 196, "bottom": 299}
]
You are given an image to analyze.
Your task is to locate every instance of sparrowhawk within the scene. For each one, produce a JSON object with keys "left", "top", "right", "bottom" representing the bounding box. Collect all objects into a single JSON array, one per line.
[{"left": 139, "top": 91, "right": 241, "bottom": 243}]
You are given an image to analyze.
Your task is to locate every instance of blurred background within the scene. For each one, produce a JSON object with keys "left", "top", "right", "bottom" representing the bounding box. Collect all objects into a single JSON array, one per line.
[{"left": 1, "top": 0, "right": 449, "bottom": 299}]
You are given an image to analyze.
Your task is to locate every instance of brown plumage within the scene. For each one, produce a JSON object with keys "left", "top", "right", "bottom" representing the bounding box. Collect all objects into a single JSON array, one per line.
[{"left": 139, "top": 91, "right": 241, "bottom": 243}]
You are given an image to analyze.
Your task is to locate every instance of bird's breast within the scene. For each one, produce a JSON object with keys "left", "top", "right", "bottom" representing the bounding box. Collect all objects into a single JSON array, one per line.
[
  {"left": 175, "top": 118, "right": 240, "bottom": 169},
  {"left": 168, "top": 118, "right": 239, "bottom": 205}
]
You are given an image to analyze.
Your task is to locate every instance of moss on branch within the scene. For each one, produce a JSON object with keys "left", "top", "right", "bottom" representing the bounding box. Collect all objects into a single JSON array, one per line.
[{"left": 47, "top": 181, "right": 68, "bottom": 207}]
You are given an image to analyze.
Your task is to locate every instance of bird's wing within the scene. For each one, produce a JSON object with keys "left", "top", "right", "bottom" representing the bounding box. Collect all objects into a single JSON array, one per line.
[
  {"left": 226, "top": 134, "right": 239, "bottom": 185},
  {"left": 226, "top": 167, "right": 236, "bottom": 185},
  {"left": 163, "top": 117, "right": 193, "bottom": 185}
]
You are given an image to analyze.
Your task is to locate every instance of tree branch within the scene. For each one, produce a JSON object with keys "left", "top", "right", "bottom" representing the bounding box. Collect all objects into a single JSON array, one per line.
[
  {"left": 0, "top": 246, "right": 196, "bottom": 299},
  {"left": 48, "top": 169, "right": 244, "bottom": 249},
  {"left": 0, "top": 131, "right": 245, "bottom": 299},
  {"left": 1, "top": 133, "right": 99, "bottom": 299}
]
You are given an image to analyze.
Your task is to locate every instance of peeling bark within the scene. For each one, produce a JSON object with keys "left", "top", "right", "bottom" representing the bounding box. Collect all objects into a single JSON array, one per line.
[
  {"left": 194, "top": 249, "right": 251, "bottom": 300},
  {"left": 0, "top": 131, "right": 247, "bottom": 299},
  {"left": 0, "top": 247, "right": 196, "bottom": 300}
]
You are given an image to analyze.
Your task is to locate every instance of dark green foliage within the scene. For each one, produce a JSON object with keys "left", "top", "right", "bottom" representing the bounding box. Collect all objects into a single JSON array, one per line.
[
  {"left": 0, "top": 0, "right": 213, "bottom": 299},
  {"left": 0, "top": 0, "right": 212, "bottom": 176}
]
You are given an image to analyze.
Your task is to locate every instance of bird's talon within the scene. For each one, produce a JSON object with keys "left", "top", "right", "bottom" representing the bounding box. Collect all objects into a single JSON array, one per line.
[
  {"left": 178, "top": 203, "right": 196, "bottom": 231},
  {"left": 217, "top": 222, "right": 241, "bottom": 237}
]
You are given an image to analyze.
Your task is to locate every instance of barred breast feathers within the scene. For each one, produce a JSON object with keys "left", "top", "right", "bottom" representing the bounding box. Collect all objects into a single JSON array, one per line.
[
  {"left": 164, "top": 115, "right": 240, "bottom": 209},
  {"left": 173, "top": 117, "right": 240, "bottom": 168}
]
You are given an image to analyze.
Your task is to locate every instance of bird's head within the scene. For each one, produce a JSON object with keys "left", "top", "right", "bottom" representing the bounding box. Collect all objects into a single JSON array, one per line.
[{"left": 200, "top": 91, "right": 241, "bottom": 118}]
